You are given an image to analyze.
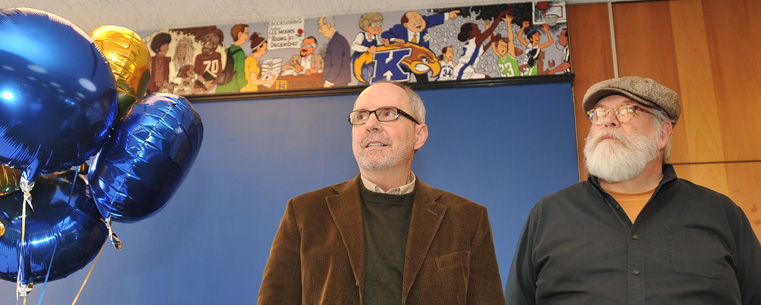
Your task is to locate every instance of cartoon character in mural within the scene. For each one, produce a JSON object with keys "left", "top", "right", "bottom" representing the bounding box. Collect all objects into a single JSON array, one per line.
[
  {"left": 172, "top": 36, "right": 195, "bottom": 95},
  {"left": 519, "top": 37, "right": 561, "bottom": 76},
  {"left": 317, "top": 16, "right": 351, "bottom": 87},
  {"left": 191, "top": 28, "right": 224, "bottom": 94},
  {"left": 149, "top": 32, "right": 172, "bottom": 93},
  {"left": 351, "top": 12, "right": 384, "bottom": 85},
  {"left": 517, "top": 21, "right": 553, "bottom": 76},
  {"left": 216, "top": 24, "right": 250, "bottom": 93},
  {"left": 281, "top": 36, "right": 324, "bottom": 76},
  {"left": 452, "top": 10, "right": 511, "bottom": 80},
  {"left": 437, "top": 46, "right": 457, "bottom": 81},
  {"left": 381, "top": 10, "right": 460, "bottom": 83},
  {"left": 243, "top": 32, "right": 277, "bottom": 92},
  {"left": 524, "top": 49, "right": 551, "bottom": 75},
  {"left": 490, "top": 13, "right": 523, "bottom": 78},
  {"left": 546, "top": 28, "right": 570, "bottom": 75}
]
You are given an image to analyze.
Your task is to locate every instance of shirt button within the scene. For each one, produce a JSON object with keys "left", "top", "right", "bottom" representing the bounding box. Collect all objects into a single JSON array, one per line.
[
  {"left": 632, "top": 234, "right": 639, "bottom": 240},
  {"left": 633, "top": 270, "right": 640, "bottom": 275}
]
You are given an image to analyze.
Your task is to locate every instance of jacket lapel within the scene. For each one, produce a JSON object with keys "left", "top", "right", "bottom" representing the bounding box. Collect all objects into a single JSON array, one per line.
[
  {"left": 326, "top": 176, "right": 365, "bottom": 291},
  {"left": 402, "top": 181, "right": 446, "bottom": 299}
]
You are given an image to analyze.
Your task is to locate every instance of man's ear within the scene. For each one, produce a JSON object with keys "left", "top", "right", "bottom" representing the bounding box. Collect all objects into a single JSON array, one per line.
[
  {"left": 414, "top": 124, "right": 428, "bottom": 150},
  {"left": 659, "top": 120, "right": 673, "bottom": 150}
]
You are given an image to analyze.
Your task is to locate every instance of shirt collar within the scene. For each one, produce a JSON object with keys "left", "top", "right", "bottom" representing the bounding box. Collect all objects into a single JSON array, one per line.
[
  {"left": 407, "top": 29, "right": 419, "bottom": 41},
  {"left": 588, "top": 164, "right": 678, "bottom": 194},
  {"left": 360, "top": 172, "right": 416, "bottom": 195}
]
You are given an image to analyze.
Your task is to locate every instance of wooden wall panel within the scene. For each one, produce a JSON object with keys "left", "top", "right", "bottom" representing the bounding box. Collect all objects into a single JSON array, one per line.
[
  {"left": 702, "top": 0, "right": 761, "bottom": 162},
  {"left": 669, "top": 1, "right": 726, "bottom": 164},
  {"left": 566, "top": 3, "right": 615, "bottom": 180}
]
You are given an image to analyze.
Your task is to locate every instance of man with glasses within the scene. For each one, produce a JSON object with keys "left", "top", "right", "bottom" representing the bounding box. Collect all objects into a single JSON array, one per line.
[
  {"left": 281, "top": 36, "right": 324, "bottom": 76},
  {"left": 505, "top": 76, "right": 761, "bottom": 305},
  {"left": 258, "top": 82, "right": 504, "bottom": 305}
]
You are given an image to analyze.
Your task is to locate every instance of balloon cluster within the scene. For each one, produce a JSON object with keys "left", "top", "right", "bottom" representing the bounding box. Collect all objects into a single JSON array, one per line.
[{"left": 0, "top": 8, "right": 204, "bottom": 294}]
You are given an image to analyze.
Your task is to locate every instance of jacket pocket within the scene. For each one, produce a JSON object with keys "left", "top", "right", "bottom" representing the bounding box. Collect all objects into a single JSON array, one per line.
[
  {"left": 667, "top": 226, "right": 732, "bottom": 280},
  {"left": 434, "top": 251, "right": 470, "bottom": 303},
  {"left": 435, "top": 251, "right": 470, "bottom": 270}
]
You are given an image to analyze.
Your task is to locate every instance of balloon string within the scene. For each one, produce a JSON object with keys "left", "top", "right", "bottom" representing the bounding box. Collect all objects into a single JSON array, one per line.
[
  {"left": 37, "top": 242, "right": 57, "bottom": 305},
  {"left": 17, "top": 179, "right": 34, "bottom": 300},
  {"left": 105, "top": 217, "right": 123, "bottom": 250},
  {"left": 68, "top": 166, "right": 80, "bottom": 205},
  {"left": 16, "top": 190, "right": 30, "bottom": 300},
  {"left": 71, "top": 243, "right": 104, "bottom": 305}
]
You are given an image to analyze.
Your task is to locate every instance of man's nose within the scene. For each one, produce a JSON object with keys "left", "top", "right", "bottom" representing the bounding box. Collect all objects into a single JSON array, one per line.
[
  {"left": 364, "top": 112, "right": 382, "bottom": 130},
  {"left": 602, "top": 110, "right": 619, "bottom": 128}
]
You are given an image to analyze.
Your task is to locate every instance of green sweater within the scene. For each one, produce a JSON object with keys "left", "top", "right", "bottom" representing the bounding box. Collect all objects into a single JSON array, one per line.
[{"left": 360, "top": 185, "right": 415, "bottom": 305}]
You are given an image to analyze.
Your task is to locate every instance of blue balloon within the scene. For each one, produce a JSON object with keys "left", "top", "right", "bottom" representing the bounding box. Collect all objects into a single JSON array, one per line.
[
  {"left": 0, "top": 170, "right": 108, "bottom": 285},
  {"left": 89, "top": 93, "right": 203, "bottom": 223},
  {"left": 0, "top": 8, "right": 118, "bottom": 182}
]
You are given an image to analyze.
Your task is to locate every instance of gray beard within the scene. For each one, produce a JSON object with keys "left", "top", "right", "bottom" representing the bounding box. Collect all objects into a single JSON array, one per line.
[
  {"left": 584, "top": 128, "right": 660, "bottom": 183},
  {"left": 357, "top": 153, "right": 395, "bottom": 171}
]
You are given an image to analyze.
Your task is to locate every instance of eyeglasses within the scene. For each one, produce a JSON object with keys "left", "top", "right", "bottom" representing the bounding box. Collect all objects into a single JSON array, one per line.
[
  {"left": 301, "top": 43, "right": 315, "bottom": 48},
  {"left": 370, "top": 22, "right": 383, "bottom": 27},
  {"left": 586, "top": 104, "right": 652, "bottom": 125},
  {"left": 348, "top": 106, "right": 419, "bottom": 125}
]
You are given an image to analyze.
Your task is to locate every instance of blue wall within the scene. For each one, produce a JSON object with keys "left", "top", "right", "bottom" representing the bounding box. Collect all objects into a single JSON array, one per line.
[{"left": 6, "top": 82, "right": 579, "bottom": 304}]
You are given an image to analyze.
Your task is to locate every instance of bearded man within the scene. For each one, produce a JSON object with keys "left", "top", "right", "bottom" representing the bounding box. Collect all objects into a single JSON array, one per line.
[
  {"left": 281, "top": 36, "right": 324, "bottom": 76},
  {"left": 505, "top": 76, "right": 761, "bottom": 305}
]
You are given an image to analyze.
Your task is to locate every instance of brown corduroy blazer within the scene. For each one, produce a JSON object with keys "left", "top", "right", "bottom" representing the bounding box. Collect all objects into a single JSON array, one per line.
[{"left": 258, "top": 175, "right": 505, "bottom": 305}]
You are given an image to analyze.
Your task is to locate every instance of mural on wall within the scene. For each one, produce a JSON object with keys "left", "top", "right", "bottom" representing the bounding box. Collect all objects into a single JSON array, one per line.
[{"left": 143, "top": 1, "right": 569, "bottom": 96}]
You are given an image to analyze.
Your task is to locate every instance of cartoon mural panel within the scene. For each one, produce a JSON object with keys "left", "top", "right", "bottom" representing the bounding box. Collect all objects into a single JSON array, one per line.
[{"left": 143, "top": 1, "right": 570, "bottom": 96}]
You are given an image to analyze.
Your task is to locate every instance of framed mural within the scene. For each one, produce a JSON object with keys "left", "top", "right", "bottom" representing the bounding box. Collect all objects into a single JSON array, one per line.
[{"left": 141, "top": 1, "right": 570, "bottom": 101}]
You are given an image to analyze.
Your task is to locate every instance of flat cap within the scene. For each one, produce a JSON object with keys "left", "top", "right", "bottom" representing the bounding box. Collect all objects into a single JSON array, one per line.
[{"left": 582, "top": 76, "right": 681, "bottom": 124}]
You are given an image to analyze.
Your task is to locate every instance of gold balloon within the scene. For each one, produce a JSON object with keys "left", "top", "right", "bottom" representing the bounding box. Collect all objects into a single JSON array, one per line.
[
  {"left": 0, "top": 165, "right": 21, "bottom": 196},
  {"left": 77, "top": 163, "right": 88, "bottom": 174},
  {"left": 90, "top": 25, "right": 151, "bottom": 119}
]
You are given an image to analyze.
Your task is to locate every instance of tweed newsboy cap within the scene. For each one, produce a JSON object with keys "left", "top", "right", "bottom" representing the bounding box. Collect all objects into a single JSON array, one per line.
[{"left": 582, "top": 76, "right": 681, "bottom": 124}]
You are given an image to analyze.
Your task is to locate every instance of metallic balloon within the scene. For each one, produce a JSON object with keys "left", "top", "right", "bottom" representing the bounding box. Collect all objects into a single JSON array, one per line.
[
  {"left": 89, "top": 93, "right": 203, "bottom": 223},
  {"left": 0, "top": 8, "right": 118, "bottom": 182},
  {"left": 0, "top": 164, "right": 21, "bottom": 196},
  {"left": 89, "top": 25, "right": 152, "bottom": 119},
  {"left": 0, "top": 170, "right": 107, "bottom": 285}
]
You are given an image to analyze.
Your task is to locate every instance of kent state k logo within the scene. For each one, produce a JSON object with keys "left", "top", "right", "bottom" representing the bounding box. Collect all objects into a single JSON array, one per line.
[{"left": 353, "top": 42, "right": 441, "bottom": 84}]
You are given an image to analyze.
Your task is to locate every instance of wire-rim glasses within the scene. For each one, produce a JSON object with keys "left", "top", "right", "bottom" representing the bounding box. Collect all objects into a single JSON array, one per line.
[{"left": 586, "top": 104, "right": 652, "bottom": 125}]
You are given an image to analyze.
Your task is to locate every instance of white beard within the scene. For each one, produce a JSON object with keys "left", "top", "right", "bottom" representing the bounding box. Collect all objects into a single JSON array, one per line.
[{"left": 584, "top": 127, "right": 660, "bottom": 183}]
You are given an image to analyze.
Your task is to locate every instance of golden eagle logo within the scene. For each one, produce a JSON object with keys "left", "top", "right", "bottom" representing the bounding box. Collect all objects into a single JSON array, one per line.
[{"left": 354, "top": 42, "right": 441, "bottom": 84}]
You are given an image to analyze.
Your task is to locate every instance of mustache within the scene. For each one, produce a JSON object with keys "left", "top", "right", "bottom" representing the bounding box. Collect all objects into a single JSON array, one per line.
[
  {"left": 588, "top": 128, "right": 628, "bottom": 147},
  {"left": 361, "top": 134, "right": 390, "bottom": 147}
]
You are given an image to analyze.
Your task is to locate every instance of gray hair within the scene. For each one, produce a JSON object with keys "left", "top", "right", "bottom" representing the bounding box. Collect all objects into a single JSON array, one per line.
[
  {"left": 649, "top": 107, "right": 672, "bottom": 162},
  {"left": 321, "top": 16, "right": 335, "bottom": 27},
  {"left": 379, "top": 81, "right": 426, "bottom": 124}
]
